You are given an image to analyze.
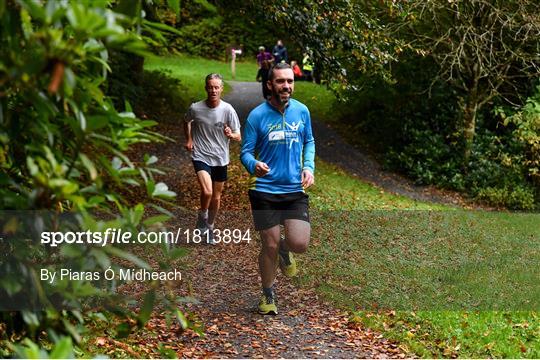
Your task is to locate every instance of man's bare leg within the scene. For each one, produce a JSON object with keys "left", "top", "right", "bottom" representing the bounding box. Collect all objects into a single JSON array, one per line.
[
  {"left": 208, "top": 181, "right": 224, "bottom": 228},
  {"left": 282, "top": 219, "right": 310, "bottom": 253},
  {"left": 259, "top": 225, "right": 281, "bottom": 288},
  {"left": 195, "top": 171, "right": 212, "bottom": 228},
  {"left": 196, "top": 171, "right": 213, "bottom": 210},
  {"left": 276, "top": 219, "right": 310, "bottom": 278}
]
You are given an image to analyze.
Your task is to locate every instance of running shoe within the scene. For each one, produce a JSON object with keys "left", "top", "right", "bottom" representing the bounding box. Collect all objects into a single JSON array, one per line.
[
  {"left": 279, "top": 250, "right": 297, "bottom": 277},
  {"left": 195, "top": 215, "right": 207, "bottom": 231},
  {"left": 258, "top": 293, "right": 278, "bottom": 315},
  {"left": 279, "top": 234, "right": 298, "bottom": 277}
]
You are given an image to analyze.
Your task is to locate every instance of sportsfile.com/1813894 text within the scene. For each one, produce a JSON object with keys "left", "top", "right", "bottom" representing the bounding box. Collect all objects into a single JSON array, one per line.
[{"left": 40, "top": 228, "right": 252, "bottom": 247}]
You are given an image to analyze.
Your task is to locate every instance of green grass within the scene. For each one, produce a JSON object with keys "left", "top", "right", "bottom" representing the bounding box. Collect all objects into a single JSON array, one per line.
[
  {"left": 145, "top": 53, "right": 339, "bottom": 118},
  {"left": 145, "top": 54, "right": 258, "bottom": 102},
  {"left": 150, "top": 54, "right": 540, "bottom": 358},
  {"left": 311, "top": 161, "right": 447, "bottom": 210},
  {"left": 306, "top": 138, "right": 540, "bottom": 359},
  {"left": 358, "top": 310, "right": 540, "bottom": 358},
  {"left": 293, "top": 82, "right": 341, "bottom": 123},
  {"left": 305, "top": 209, "right": 540, "bottom": 310}
]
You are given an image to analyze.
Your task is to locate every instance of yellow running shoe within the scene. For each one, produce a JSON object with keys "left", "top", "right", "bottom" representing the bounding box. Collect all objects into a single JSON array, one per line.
[
  {"left": 279, "top": 250, "right": 298, "bottom": 278},
  {"left": 258, "top": 293, "right": 278, "bottom": 315}
]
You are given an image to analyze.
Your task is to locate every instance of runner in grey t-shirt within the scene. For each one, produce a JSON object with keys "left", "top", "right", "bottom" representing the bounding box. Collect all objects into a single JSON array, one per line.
[
  {"left": 185, "top": 100, "right": 239, "bottom": 166},
  {"left": 184, "top": 74, "right": 241, "bottom": 242}
]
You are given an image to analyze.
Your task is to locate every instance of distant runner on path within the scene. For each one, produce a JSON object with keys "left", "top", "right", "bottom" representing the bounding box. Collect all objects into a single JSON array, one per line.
[
  {"left": 240, "top": 63, "right": 315, "bottom": 315},
  {"left": 184, "top": 73, "right": 241, "bottom": 243},
  {"left": 272, "top": 39, "right": 288, "bottom": 64},
  {"left": 256, "top": 46, "right": 274, "bottom": 99}
]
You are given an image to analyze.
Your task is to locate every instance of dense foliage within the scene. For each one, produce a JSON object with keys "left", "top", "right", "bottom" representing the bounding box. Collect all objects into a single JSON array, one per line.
[
  {"left": 248, "top": 0, "right": 540, "bottom": 209},
  {"left": 147, "top": 0, "right": 281, "bottom": 61},
  {"left": 0, "top": 0, "right": 187, "bottom": 356}
]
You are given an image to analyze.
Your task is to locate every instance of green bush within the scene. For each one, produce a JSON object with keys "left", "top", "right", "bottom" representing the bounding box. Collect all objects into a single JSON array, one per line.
[
  {"left": 341, "top": 55, "right": 538, "bottom": 209},
  {"left": 0, "top": 1, "right": 188, "bottom": 355},
  {"left": 476, "top": 186, "right": 535, "bottom": 210},
  {"left": 341, "top": 56, "right": 464, "bottom": 188},
  {"left": 388, "top": 121, "right": 537, "bottom": 210},
  {"left": 341, "top": 56, "right": 461, "bottom": 153},
  {"left": 464, "top": 127, "right": 536, "bottom": 209},
  {"left": 173, "top": 16, "right": 227, "bottom": 58},
  {"left": 108, "top": 51, "right": 189, "bottom": 122},
  {"left": 139, "top": 69, "right": 190, "bottom": 122},
  {"left": 170, "top": 15, "right": 276, "bottom": 60},
  {"left": 153, "top": 0, "right": 279, "bottom": 60},
  {"left": 501, "top": 85, "right": 540, "bottom": 188},
  {"left": 386, "top": 129, "right": 464, "bottom": 190}
]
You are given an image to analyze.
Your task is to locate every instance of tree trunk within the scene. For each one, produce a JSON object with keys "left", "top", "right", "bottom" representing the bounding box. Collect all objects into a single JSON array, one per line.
[
  {"left": 461, "top": 68, "right": 480, "bottom": 168},
  {"left": 462, "top": 96, "right": 478, "bottom": 167}
]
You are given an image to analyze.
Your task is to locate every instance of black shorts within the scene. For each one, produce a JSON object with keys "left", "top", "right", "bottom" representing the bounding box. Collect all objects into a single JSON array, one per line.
[
  {"left": 192, "top": 160, "right": 228, "bottom": 182},
  {"left": 248, "top": 190, "right": 310, "bottom": 231}
]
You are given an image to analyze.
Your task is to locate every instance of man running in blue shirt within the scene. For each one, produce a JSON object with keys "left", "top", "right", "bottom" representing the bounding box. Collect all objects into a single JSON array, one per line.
[{"left": 241, "top": 63, "right": 315, "bottom": 315}]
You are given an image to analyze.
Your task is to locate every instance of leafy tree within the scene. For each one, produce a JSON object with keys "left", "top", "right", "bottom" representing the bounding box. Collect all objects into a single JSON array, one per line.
[
  {"left": 0, "top": 0, "right": 186, "bottom": 354},
  {"left": 386, "top": 0, "right": 540, "bottom": 164},
  {"left": 248, "top": 0, "right": 539, "bottom": 159},
  {"left": 247, "top": 0, "right": 396, "bottom": 89}
]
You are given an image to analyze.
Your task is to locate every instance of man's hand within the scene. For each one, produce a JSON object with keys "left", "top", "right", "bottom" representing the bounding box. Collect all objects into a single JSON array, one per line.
[
  {"left": 301, "top": 169, "right": 314, "bottom": 188},
  {"left": 224, "top": 124, "right": 233, "bottom": 138},
  {"left": 224, "top": 124, "right": 241, "bottom": 141},
  {"left": 255, "top": 162, "right": 270, "bottom": 177},
  {"left": 184, "top": 139, "right": 193, "bottom": 151}
]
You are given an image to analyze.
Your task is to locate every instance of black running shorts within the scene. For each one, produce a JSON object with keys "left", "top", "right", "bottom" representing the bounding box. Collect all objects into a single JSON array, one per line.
[
  {"left": 192, "top": 160, "right": 228, "bottom": 182},
  {"left": 248, "top": 190, "right": 310, "bottom": 231}
]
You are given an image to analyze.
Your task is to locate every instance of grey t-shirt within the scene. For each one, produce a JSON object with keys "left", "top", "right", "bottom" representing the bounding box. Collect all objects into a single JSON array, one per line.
[{"left": 185, "top": 100, "right": 240, "bottom": 166}]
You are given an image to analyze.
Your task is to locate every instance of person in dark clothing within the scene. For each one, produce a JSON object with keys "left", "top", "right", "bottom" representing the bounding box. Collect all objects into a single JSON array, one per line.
[
  {"left": 272, "top": 40, "right": 288, "bottom": 64},
  {"left": 256, "top": 59, "right": 272, "bottom": 99}
]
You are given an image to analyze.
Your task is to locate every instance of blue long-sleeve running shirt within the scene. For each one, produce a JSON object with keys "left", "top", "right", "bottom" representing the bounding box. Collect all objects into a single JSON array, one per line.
[{"left": 240, "top": 99, "right": 315, "bottom": 194}]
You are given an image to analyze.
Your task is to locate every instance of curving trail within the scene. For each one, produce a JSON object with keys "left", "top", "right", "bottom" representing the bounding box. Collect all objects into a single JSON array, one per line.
[{"left": 118, "top": 81, "right": 441, "bottom": 358}]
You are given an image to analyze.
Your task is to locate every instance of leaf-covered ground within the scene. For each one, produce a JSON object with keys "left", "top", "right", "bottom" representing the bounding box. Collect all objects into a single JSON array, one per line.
[
  {"left": 104, "top": 121, "right": 408, "bottom": 358},
  {"left": 89, "top": 78, "right": 540, "bottom": 358},
  {"left": 100, "top": 81, "right": 459, "bottom": 358}
]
